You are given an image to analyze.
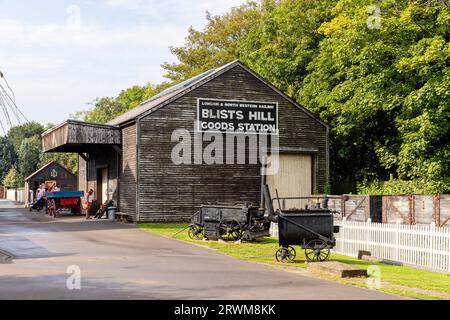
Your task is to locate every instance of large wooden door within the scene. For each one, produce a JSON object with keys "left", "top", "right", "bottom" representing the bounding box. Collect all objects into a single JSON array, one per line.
[
  {"left": 266, "top": 154, "right": 312, "bottom": 210},
  {"left": 96, "top": 167, "right": 108, "bottom": 204},
  {"left": 102, "top": 168, "right": 108, "bottom": 203}
]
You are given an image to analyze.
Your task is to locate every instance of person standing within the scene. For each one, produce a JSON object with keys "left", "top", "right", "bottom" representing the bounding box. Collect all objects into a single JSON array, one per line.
[
  {"left": 35, "top": 184, "right": 45, "bottom": 211},
  {"left": 85, "top": 189, "right": 95, "bottom": 220}
]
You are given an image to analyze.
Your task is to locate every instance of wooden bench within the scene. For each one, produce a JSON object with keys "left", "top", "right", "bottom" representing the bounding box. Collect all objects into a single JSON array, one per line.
[{"left": 114, "top": 212, "right": 131, "bottom": 223}]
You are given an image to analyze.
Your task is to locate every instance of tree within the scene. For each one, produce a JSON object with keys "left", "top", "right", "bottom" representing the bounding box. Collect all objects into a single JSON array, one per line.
[
  {"left": 2, "top": 167, "right": 22, "bottom": 189},
  {"left": 161, "top": 1, "right": 265, "bottom": 82},
  {"left": 240, "top": 0, "right": 335, "bottom": 97},
  {"left": 79, "top": 97, "right": 125, "bottom": 124},
  {"left": 75, "top": 83, "right": 170, "bottom": 124},
  {"left": 41, "top": 153, "right": 78, "bottom": 175},
  {"left": 298, "top": 0, "right": 449, "bottom": 192},
  {"left": 18, "top": 136, "right": 42, "bottom": 179},
  {"left": 0, "top": 136, "right": 17, "bottom": 183},
  {"left": 7, "top": 122, "right": 45, "bottom": 153}
]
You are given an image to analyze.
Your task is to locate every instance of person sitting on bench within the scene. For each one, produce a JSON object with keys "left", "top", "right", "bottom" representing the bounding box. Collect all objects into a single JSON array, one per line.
[{"left": 94, "top": 199, "right": 114, "bottom": 219}]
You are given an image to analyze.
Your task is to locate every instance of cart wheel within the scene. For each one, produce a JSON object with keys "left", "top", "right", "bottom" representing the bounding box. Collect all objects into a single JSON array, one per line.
[
  {"left": 275, "top": 246, "right": 296, "bottom": 263},
  {"left": 305, "top": 239, "right": 330, "bottom": 262},
  {"left": 188, "top": 225, "right": 204, "bottom": 240},
  {"left": 229, "top": 220, "right": 244, "bottom": 241},
  {"left": 230, "top": 228, "right": 244, "bottom": 241},
  {"left": 219, "top": 220, "right": 241, "bottom": 241}
]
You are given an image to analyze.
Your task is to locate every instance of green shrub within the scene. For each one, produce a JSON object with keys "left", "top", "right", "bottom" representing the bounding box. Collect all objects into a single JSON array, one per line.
[{"left": 357, "top": 179, "right": 449, "bottom": 195}]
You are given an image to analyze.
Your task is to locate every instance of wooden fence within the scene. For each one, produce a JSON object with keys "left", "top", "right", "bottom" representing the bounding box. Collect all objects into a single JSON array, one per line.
[
  {"left": 321, "top": 194, "right": 450, "bottom": 227},
  {"left": 334, "top": 219, "right": 450, "bottom": 273}
]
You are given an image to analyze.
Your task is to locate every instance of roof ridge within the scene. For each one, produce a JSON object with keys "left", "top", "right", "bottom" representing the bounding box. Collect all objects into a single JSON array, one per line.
[
  {"left": 24, "top": 161, "right": 76, "bottom": 181},
  {"left": 107, "top": 60, "right": 241, "bottom": 126},
  {"left": 107, "top": 59, "right": 327, "bottom": 128},
  {"left": 24, "top": 161, "right": 56, "bottom": 181}
]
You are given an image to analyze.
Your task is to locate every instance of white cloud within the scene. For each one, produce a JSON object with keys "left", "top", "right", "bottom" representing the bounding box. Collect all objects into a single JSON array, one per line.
[
  {"left": 104, "top": 0, "right": 247, "bottom": 25},
  {"left": 0, "top": 16, "right": 185, "bottom": 125},
  {"left": 0, "top": 0, "right": 246, "bottom": 127},
  {"left": 0, "top": 18, "right": 184, "bottom": 48}
]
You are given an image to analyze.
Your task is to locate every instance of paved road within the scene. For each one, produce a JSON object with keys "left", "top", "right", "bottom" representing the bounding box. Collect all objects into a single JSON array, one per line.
[{"left": 0, "top": 199, "right": 399, "bottom": 300}]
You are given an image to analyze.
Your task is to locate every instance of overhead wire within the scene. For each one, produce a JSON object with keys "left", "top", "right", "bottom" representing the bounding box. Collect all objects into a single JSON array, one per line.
[
  {"left": 0, "top": 91, "right": 12, "bottom": 125},
  {"left": 0, "top": 70, "right": 29, "bottom": 131},
  {"left": 1, "top": 72, "right": 16, "bottom": 103},
  {"left": 0, "top": 86, "right": 21, "bottom": 124},
  {"left": 0, "top": 118, "right": 5, "bottom": 135}
]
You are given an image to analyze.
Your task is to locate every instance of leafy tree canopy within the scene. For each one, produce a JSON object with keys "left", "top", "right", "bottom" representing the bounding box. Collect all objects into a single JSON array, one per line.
[
  {"left": 161, "top": 1, "right": 265, "bottom": 82},
  {"left": 0, "top": 136, "right": 17, "bottom": 182},
  {"left": 2, "top": 167, "right": 22, "bottom": 189},
  {"left": 74, "top": 83, "right": 171, "bottom": 124},
  {"left": 18, "top": 135, "right": 43, "bottom": 179},
  {"left": 298, "top": 0, "right": 449, "bottom": 191},
  {"left": 7, "top": 122, "right": 44, "bottom": 153}
]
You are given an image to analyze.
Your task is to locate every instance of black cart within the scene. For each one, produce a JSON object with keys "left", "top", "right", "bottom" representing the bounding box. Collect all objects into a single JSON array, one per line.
[
  {"left": 189, "top": 204, "right": 270, "bottom": 241},
  {"left": 263, "top": 185, "right": 339, "bottom": 263}
]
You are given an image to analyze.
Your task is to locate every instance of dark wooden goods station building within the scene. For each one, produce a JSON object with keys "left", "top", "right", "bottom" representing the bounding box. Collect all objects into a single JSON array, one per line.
[{"left": 42, "top": 60, "right": 329, "bottom": 222}]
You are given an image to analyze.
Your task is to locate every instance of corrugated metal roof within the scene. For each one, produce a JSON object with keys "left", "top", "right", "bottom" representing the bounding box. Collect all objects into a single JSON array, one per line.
[{"left": 107, "top": 60, "right": 239, "bottom": 126}]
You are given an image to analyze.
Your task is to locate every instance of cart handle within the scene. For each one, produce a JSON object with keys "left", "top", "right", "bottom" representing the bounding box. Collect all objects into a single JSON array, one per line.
[{"left": 273, "top": 196, "right": 341, "bottom": 200}]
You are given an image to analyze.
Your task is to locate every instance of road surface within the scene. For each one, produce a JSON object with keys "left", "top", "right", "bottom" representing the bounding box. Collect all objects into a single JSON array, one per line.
[{"left": 0, "top": 199, "right": 399, "bottom": 300}]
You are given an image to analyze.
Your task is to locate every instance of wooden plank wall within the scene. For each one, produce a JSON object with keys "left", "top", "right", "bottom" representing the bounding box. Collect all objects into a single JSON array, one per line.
[
  {"left": 67, "top": 123, "right": 121, "bottom": 145},
  {"left": 78, "top": 156, "right": 87, "bottom": 195},
  {"left": 137, "top": 65, "right": 328, "bottom": 222},
  {"left": 119, "top": 124, "right": 137, "bottom": 220},
  {"left": 42, "top": 124, "right": 69, "bottom": 152},
  {"left": 43, "top": 121, "right": 121, "bottom": 152}
]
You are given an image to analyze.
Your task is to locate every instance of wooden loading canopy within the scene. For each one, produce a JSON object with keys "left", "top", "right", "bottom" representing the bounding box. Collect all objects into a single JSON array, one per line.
[{"left": 42, "top": 120, "right": 122, "bottom": 158}]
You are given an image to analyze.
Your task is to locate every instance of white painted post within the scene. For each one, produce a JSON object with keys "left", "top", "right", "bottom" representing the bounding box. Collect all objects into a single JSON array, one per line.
[
  {"left": 366, "top": 218, "right": 371, "bottom": 252},
  {"left": 448, "top": 228, "right": 450, "bottom": 272},
  {"left": 430, "top": 222, "right": 435, "bottom": 270},
  {"left": 395, "top": 220, "right": 401, "bottom": 261},
  {"left": 342, "top": 217, "right": 347, "bottom": 255}
]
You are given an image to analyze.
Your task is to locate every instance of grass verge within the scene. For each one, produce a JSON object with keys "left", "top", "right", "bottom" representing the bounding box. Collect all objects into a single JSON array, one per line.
[{"left": 139, "top": 223, "right": 450, "bottom": 300}]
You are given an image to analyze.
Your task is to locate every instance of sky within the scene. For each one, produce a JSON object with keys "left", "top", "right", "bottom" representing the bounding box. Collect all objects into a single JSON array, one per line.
[{"left": 0, "top": 0, "right": 246, "bottom": 129}]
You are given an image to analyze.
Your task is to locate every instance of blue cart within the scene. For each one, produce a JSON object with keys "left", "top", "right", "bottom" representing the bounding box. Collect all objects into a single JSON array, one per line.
[{"left": 46, "top": 191, "right": 85, "bottom": 216}]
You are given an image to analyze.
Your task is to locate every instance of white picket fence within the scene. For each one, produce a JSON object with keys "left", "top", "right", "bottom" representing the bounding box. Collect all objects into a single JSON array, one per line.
[{"left": 335, "top": 219, "right": 450, "bottom": 272}]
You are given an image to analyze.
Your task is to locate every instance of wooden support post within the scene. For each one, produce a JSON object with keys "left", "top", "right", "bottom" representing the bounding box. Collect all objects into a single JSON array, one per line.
[
  {"left": 409, "top": 195, "right": 415, "bottom": 225},
  {"left": 434, "top": 194, "right": 440, "bottom": 226}
]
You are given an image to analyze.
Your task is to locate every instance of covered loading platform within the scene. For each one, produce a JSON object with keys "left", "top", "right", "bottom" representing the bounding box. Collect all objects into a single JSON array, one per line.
[{"left": 42, "top": 120, "right": 122, "bottom": 208}]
